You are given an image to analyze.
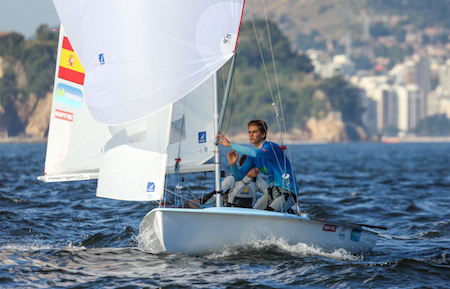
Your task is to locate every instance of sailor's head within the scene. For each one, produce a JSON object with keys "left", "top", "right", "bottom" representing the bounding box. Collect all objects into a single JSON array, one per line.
[{"left": 247, "top": 119, "right": 267, "bottom": 146}]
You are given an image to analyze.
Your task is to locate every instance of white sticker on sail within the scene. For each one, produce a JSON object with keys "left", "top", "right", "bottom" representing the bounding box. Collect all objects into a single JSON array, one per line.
[
  {"left": 196, "top": 2, "right": 243, "bottom": 62},
  {"left": 220, "top": 33, "right": 238, "bottom": 57}
]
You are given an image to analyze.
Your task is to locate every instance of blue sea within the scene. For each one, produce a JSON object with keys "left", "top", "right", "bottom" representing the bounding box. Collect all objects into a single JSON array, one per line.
[{"left": 1, "top": 142, "right": 449, "bottom": 288}]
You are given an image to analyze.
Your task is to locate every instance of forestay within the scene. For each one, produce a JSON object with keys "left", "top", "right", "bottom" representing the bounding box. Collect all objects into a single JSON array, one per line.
[{"left": 52, "top": 0, "right": 245, "bottom": 125}]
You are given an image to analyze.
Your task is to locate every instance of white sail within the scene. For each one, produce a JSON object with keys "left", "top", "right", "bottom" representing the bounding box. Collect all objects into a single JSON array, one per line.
[
  {"left": 96, "top": 74, "right": 216, "bottom": 201},
  {"left": 40, "top": 25, "right": 106, "bottom": 182},
  {"left": 41, "top": 30, "right": 221, "bottom": 202},
  {"left": 42, "top": 1, "right": 245, "bottom": 202},
  {"left": 96, "top": 106, "right": 173, "bottom": 201},
  {"left": 52, "top": 0, "right": 245, "bottom": 125},
  {"left": 166, "top": 75, "right": 216, "bottom": 173}
]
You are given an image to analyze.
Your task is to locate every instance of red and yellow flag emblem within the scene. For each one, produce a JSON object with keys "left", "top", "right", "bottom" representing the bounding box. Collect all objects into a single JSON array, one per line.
[{"left": 58, "top": 37, "right": 85, "bottom": 85}]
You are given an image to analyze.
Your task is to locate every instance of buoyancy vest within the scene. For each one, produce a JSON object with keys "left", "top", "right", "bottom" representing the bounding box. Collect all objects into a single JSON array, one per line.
[{"left": 225, "top": 179, "right": 257, "bottom": 208}]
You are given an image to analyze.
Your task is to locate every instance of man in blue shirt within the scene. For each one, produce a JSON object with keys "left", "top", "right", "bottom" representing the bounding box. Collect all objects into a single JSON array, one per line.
[{"left": 217, "top": 119, "right": 299, "bottom": 212}]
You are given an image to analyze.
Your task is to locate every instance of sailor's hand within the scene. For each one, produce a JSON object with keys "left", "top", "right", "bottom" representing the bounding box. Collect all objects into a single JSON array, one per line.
[
  {"left": 217, "top": 134, "right": 230, "bottom": 148},
  {"left": 227, "top": 150, "right": 238, "bottom": 166},
  {"left": 246, "top": 167, "right": 259, "bottom": 178}
]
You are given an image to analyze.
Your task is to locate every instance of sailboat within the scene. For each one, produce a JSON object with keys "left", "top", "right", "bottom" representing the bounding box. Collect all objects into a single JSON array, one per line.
[{"left": 38, "top": 0, "right": 382, "bottom": 256}]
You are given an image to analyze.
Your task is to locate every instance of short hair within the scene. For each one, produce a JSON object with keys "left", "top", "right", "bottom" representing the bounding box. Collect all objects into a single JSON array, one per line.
[{"left": 247, "top": 119, "right": 267, "bottom": 139}]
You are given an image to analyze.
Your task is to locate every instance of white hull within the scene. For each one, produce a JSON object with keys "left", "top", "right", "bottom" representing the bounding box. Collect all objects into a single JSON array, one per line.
[{"left": 139, "top": 207, "right": 378, "bottom": 255}]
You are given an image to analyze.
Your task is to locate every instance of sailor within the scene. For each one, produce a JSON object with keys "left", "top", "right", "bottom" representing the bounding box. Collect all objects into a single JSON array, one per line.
[
  {"left": 197, "top": 155, "right": 269, "bottom": 208},
  {"left": 217, "top": 119, "right": 299, "bottom": 212}
]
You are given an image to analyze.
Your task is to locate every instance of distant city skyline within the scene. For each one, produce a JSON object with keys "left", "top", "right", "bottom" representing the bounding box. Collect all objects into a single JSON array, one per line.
[{"left": 0, "top": 0, "right": 60, "bottom": 39}]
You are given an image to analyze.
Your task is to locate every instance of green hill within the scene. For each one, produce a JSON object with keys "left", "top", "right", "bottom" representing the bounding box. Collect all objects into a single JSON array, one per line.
[{"left": 222, "top": 19, "right": 363, "bottom": 135}]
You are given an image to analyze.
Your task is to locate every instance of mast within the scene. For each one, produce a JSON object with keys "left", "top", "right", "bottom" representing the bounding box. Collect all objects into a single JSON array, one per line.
[
  {"left": 215, "top": 54, "right": 237, "bottom": 207},
  {"left": 213, "top": 71, "right": 222, "bottom": 207},
  {"left": 217, "top": 54, "right": 237, "bottom": 133}
]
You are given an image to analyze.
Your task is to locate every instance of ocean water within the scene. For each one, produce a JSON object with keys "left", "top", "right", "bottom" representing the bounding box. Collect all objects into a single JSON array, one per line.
[{"left": 1, "top": 142, "right": 449, "bottom": 288}]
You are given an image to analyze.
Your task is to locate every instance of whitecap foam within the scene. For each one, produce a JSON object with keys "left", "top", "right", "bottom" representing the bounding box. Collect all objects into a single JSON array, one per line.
[
  {"left": 204, "top": 235, "right": 362, "bottom": 261},
  {"left": 0, "top": 241, "right": 86, "bottom": 251}
]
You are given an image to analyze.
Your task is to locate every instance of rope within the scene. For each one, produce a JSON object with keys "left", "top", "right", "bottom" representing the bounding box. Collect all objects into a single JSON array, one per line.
[
  {"left": 247, "top": 3, "right": 285, "bottom": 178},
  {"left": 247, "top": 0, "right": 300, "bottom": 204}
]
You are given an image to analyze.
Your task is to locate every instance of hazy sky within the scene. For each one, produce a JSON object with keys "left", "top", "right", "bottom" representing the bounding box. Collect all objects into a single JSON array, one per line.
[{"left": 0, "top": 0, "right": 60, "bottom": 39}]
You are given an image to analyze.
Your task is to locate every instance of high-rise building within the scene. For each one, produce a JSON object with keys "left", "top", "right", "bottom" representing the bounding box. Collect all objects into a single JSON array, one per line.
[
  {"left": 374, "top": 84, "right": 398, "bottom": 132},
  {"left": 397, "top": 84, "right": 421, "bottom": 132},
  {"left": 415, "top": 56, "right": 431, "bottom": 118},
  {"left": 438, "top": 59, "right": 450, "bottom": 97},
  {"left": 427, "top": 91, "right": 440, "bottom": 117},
  {"left": 404, "top": 60, "right": 416, "bottom": 86},
  {"left": 360, "top": 89, "right": 377, "bottom": 132}
]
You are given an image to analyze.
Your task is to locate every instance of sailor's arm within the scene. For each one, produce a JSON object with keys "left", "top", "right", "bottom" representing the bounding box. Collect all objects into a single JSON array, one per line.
[{"left": 230, "top": 143, "right": 276, "bottom": 159}]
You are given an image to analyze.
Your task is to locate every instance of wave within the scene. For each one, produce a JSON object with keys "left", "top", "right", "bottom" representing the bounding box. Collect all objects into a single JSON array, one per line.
[{"left": 183, "top": 236, "right": 364, "bottom": 262}]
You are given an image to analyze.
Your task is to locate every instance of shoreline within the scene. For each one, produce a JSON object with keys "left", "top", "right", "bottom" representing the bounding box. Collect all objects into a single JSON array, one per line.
[
  {"left": 380, "top": 136, "right": 450, "bottom": 143},
  {"left": 0, "top": 136, "right": 47, "bottom": 144}
]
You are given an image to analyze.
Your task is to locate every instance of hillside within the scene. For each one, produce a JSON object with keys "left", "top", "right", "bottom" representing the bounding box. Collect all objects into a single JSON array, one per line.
[
  {"left": 244, "top": 0, "right": 365, "bottom": 50},
  {"left": 3, "top": 1, "right": 450, "bottom": 142},
  {"left": 0, "top": 25, "right": 57, "bottom": 139},
  {"left": 245, "top": 0, "right": 450, "bottom": 51},
  {"left": 0, "top": 18, "right": 367, "bottom": 142}
]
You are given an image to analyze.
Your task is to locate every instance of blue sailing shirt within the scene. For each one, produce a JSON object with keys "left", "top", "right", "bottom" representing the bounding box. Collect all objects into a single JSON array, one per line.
[{"left": 230, "top": 141, "right": 299, "bottom": 194}]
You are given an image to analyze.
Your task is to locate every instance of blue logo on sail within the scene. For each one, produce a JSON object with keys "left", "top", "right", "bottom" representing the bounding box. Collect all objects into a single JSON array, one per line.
[
  {"left": 99, "top": 53, "right": 105, "bottom": 65},
  {"left": 56, "top": 83, "right": 83, "bottom": 108},
  {"left": 146, "top": 182, "right": 155, "bottom": 192},
  {"left": 198, "top": 131, "right": 206, "bottom": 143}
]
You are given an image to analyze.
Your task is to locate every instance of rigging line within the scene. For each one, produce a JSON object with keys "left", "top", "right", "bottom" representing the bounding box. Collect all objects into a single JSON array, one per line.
[
  {"left": 262, "top": 0, "right": 286, "bottom": 138},
  {"left": 248, "top": 2, "right": 276, "bottom": 106},
  {"left": 248, "top": 1, "right": 298, "bottom": 198},
  {"left": 176, "top": 98, "right": 187, "bottom": 161},
  {"left": 197, "top": 171, "right": 207, "bottom": 201},
  {"left": 261, "top": 0, "right": 286, "bottom": 170},
  {"left": 247, "top": 5, "right": 286, "bottom": 181},
  {"left": 164, "top": 188, "right": 207, "bottom": 208},
  {"left": 261, "top": 0, "right": 299, "bottom": 197},
  {"left": 173, "top": 97, "right": 187, "bottom": 184},
  {"left": 263, "top": 0, "right": 287, "bottom": 189}
]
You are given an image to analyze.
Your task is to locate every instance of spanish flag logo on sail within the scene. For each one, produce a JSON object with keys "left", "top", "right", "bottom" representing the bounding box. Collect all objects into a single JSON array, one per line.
[{"left": 58, "top": 37, "right": 85, "bottom": 85}]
